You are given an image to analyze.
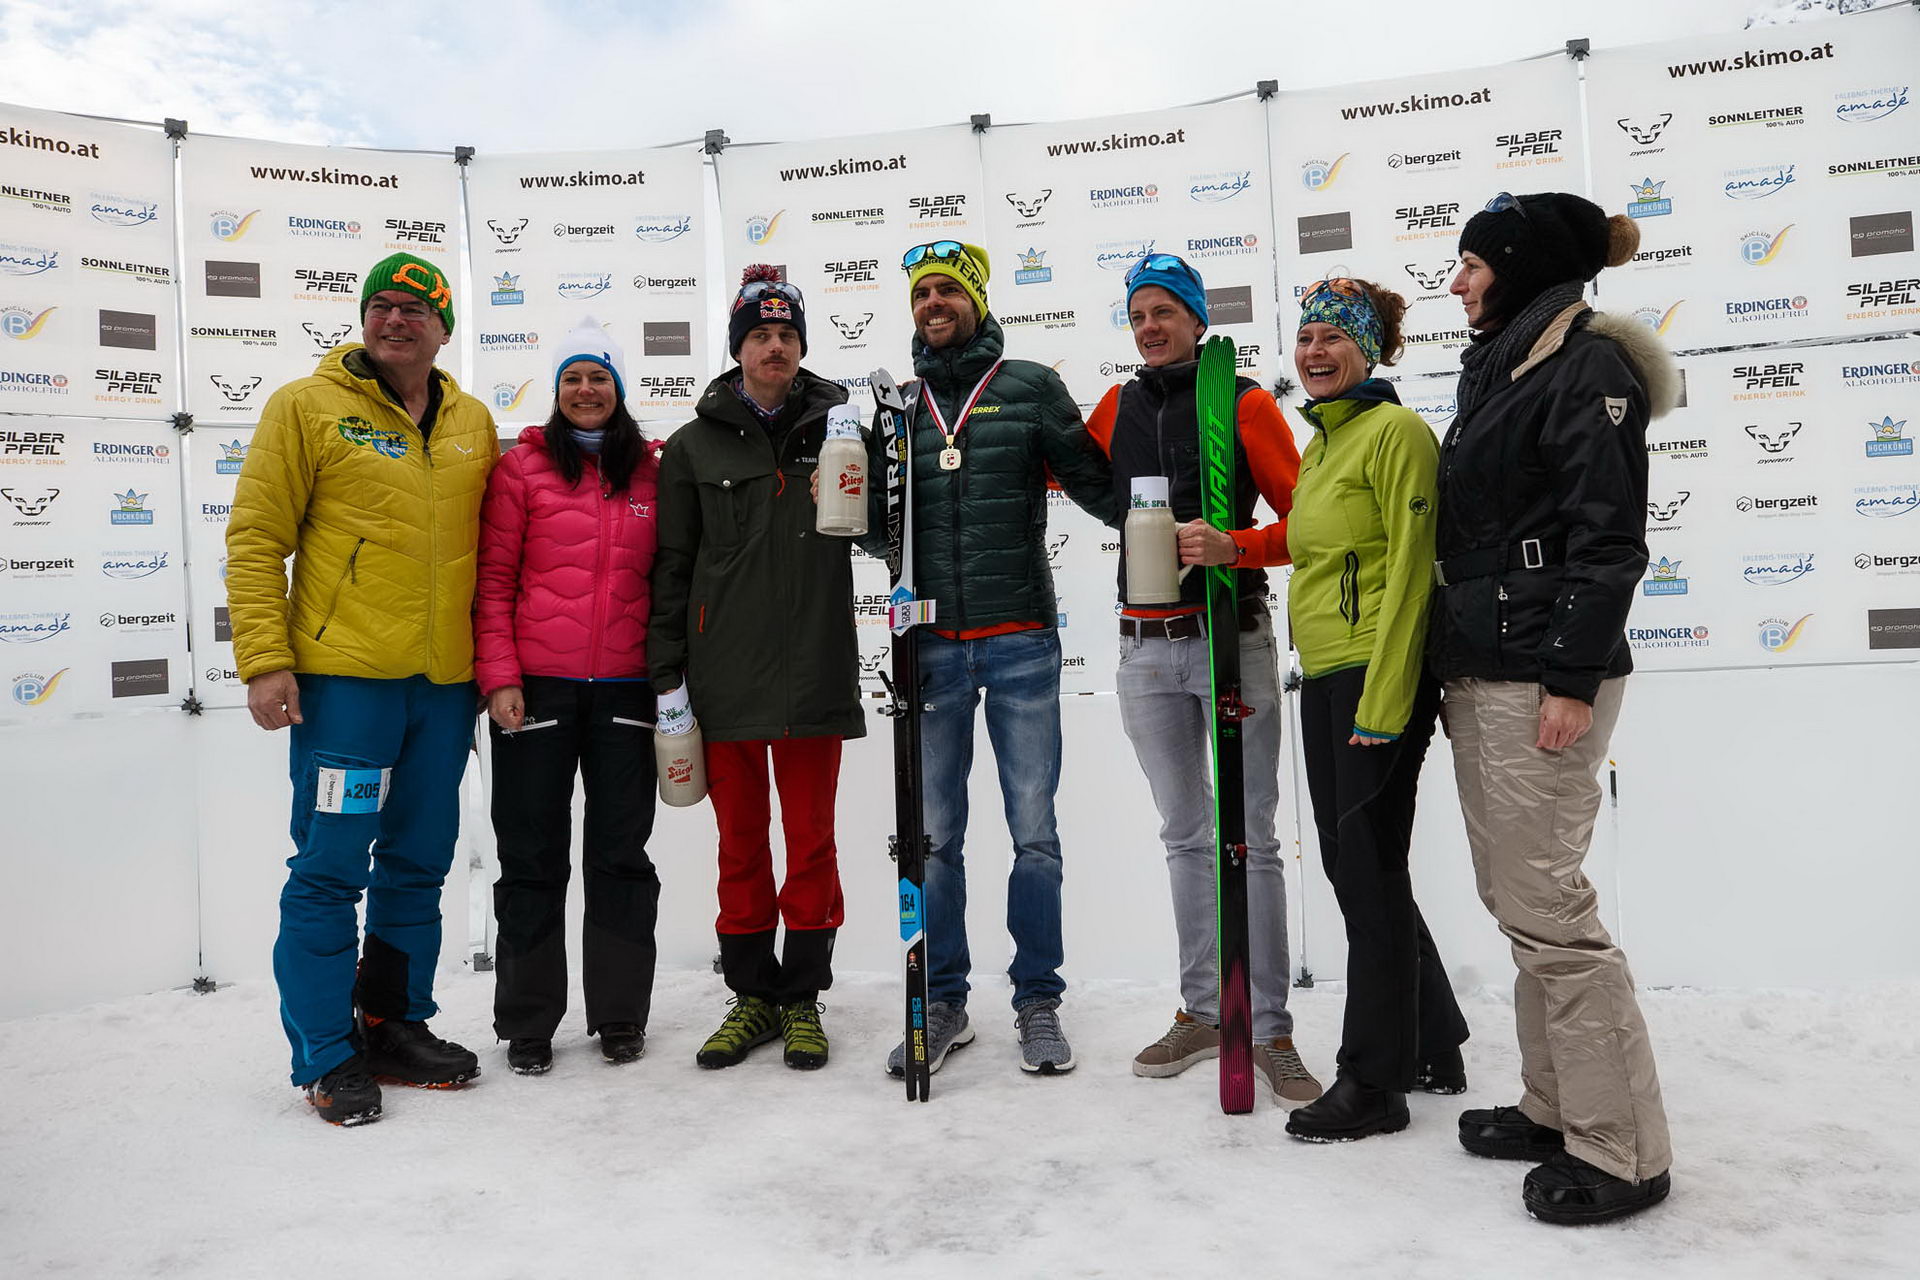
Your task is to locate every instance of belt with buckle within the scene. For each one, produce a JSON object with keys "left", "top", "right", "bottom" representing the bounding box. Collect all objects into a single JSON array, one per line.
[
  {"left": 1432, "top": 535, "right": 1566, "bottom": 588},
  {"left": 1119, "top": 613, "right": 1206, "bottom": 640}
]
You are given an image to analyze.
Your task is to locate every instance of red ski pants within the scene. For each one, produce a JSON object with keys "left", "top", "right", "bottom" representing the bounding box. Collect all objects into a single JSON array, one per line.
[{"left": 706, "top": 736, "right": 846, "bottom": 935}]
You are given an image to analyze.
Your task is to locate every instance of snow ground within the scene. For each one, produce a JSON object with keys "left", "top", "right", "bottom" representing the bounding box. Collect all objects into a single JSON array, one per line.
[{"left": 3, "top": 969, "right": 1916, "bottom": 1279}]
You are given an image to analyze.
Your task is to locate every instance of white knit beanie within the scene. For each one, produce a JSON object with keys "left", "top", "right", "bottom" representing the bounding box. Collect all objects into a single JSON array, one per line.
[{"left": 551, "top": 316, "right": 627, "bottom": 401}]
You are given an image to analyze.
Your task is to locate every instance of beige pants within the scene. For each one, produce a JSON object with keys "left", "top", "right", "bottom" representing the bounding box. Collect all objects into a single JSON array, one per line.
[{"left": 1444, "top": 677, "right": 1671, "bottom": 1183}]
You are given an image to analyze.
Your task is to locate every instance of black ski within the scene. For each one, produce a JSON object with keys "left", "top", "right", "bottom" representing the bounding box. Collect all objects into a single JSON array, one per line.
[{"left": 874, "top": 368, "right": 934, "bottom": 1102}]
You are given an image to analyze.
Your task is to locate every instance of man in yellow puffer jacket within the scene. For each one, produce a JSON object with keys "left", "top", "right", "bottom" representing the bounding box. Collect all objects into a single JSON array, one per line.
[{"left": 227, "top": 251, "right": 498, "bottom": 1126}]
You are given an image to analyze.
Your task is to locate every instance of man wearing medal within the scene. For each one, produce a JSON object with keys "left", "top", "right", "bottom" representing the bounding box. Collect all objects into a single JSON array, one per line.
[{"left": 882, "top": 241, "right": 1118, "bottom": 1079}]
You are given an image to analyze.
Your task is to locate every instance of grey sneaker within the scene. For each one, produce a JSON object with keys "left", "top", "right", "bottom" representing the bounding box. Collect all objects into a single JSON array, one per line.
[
  {"left": 1014, "top": 998, "right": 1075, "bottom": 1074},
  {"left": 1132, "top": 1010, "right": 1222, "bottom": 1078},
  {"left": 1252, "top": 1035, "right": 1324, "bottom": 1105},
  {"left": 885, "top": 1001, "right": 974, "bottom": 1077}
]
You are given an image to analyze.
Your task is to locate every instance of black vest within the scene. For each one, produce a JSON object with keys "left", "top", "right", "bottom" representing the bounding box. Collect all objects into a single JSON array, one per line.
[{"left": 1106, "top": 361, "right": 1264, "bottom": 608}]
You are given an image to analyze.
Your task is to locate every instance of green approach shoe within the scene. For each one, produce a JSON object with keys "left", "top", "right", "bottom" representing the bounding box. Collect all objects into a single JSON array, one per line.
[
  {"left": 781, "top": 1001, "right": 829, "bottom": 1071},
  {"left": 695, "top": 996, "right": 779, "bottom": 1069}
]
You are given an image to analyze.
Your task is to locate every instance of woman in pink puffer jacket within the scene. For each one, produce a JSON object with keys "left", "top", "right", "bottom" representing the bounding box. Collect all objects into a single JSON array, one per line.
[{"left": 474, "top": 317, "right": 662, "bottom": 1077}]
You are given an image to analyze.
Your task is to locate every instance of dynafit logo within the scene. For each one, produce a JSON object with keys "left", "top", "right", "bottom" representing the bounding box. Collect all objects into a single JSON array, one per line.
[
  {"left": 486, "top": 217, "right": 528, "bottom": 245},
  {"left": 0, "top": 305, "right": 55, "bottom": 339},
  {"left": 492, "top": 380, "right": 535, "bottom": 411},
  {"left": 745, "top": 211, "right": 784, "bottom": 245},
  {"left": 303, "top": 321, "right": 352, "bottom": 355},
  {"left": 1006, "top": 190, "right": 1052, "bottom": 221},
  {"left": 1300, "top": 155, "right": 1348, "bottom": 191},
  {"left": 209, "top": 209, "right": 259, "bottom": 241},
  {"left": 1404, "top": 261, "right": 1456, "bottom": 292},
  {"left": 1617, "top": 114, "right": 1672, "bottom": 147},
  {"left": 1739, "top": 226, "right": 1793, "bottom": 266}
]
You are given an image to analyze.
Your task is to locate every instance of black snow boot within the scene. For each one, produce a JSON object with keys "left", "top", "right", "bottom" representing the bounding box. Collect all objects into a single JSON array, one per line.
[
  {"left": 598, "top": 1023, "right": 646, "bottom": 1065},
  {"left": 1459, "top": 1105, "right": 1566, "bottom": 1161},
  {"left": 1285, "top": 1072, "right": 1409, "bottom": 1142},
  {"left": 362, "top": 1017, "right": 481, "bottom": 1087},
  {"left": 1412, "top": 1046, "right": 1468, "bottom": 1094},
  {"left": 304, "top": 1054, "right": 382, "bottom": 1126},
  {"left": 1523, "top": 1150, "right": 1672, "bottom": 1225},
  {"left": 506, "top": 1038, "right": 552, "bottom": 1075}
]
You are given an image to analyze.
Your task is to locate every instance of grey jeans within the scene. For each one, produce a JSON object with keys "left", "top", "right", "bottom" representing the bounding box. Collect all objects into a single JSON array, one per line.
[{"left": 1117, "top": 613, "right": 1292, "bottom": 1039}]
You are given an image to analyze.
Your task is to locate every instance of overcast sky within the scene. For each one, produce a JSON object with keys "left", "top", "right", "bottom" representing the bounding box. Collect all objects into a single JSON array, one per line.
[{"left": 0, "top": 0, "right": 1789, "bottom": 154}]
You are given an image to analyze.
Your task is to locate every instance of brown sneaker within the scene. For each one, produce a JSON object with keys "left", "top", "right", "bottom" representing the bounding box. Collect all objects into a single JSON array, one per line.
[
  {"left": 1131, "top": 1010, "right": 1221, "bottom": 1078},
  {"left": 1254, "top": 1036, "right": 1324, "bottom": 1106}
]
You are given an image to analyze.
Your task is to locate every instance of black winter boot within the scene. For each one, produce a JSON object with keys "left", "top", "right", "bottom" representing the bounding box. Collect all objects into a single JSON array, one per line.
[
  {"left": 1285, "top": 1072, "right": 1409, "bottom": 1142},
  {"left": 598, "top": 1024, "right": 646, "bottom": 1065},
  {"left": 1524, "top": 1150, "right": 1672, "bottom": 1225},
  {"left": 362, "top": 1017, "right": 481, "bottom": 1087},
  {"left": 506, "top": 1038, "right": 552, "bottom": 1075},
  {"left": 1412, "top": 1046, "right": 1467, "bottom": 1094},
  {"left": 304, "top": 1054, "right": 382, "bottom": 1126},
  {"left": 1459, "top": 1104, "right": 1566, "bottom": 1160}
]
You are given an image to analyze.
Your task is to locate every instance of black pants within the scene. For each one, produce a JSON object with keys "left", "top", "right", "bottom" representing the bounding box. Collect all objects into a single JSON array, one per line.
[
  {"left": 1299, "top": 667, "right": 1467, "bottom": 1091},
  {"left": 717, "top": 927, "right": 837, "bottom": 1006},
  {"left": 490, "top": 675, "right": 660, "bottom": 1040}
]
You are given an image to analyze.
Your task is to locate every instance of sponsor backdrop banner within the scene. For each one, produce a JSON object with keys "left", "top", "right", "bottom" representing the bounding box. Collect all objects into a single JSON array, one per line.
[
  {"left": 181, "top": 426, "right": 250, "bottom": 709},
  {"left": 1587, "top": 5, "right": 1920, "bottom": 351},
  {"left": 178, "top": 135, "right": 461, "bottom": 422},
  {"left": 466, "top": 145, "right": 708, "bottom": 424},
  {"left": 1268, "top": 57, "right": 1585, "bottom": 379},
  {"left": 978, "top": 99, "right": 1278, "bottom": 407},
  {"left": 0, "top": 416, "right": 188, "bottom": 721},
  {"left": 713, "top": 125, "right": 986, "bottom": 394},
  {"left": 1625, "top": 336, "right": 1920, "bottom": 670},
  {"left": 0, "top": 104, "right": 179, "bottom": 420}
]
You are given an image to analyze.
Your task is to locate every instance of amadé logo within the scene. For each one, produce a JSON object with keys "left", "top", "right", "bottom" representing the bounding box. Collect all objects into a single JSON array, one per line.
[
  {"left": 1723, "top": 164, "right": 1795, "bottom": 200},
  {"left": 1189, "top": 171, "right": 1253, "bottom": 203},
  {"left": 1741, "top": 552, "right": 1816, "bottom": 586}
]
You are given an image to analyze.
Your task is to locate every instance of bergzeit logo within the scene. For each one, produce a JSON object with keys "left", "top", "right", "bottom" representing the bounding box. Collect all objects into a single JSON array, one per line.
[
  {"left": 1741, "top": 551, "right": 1815, "bottom": 586},
  {"left": 1386, "top": 149, "right": 1463, "bottom": 172},
  {"left": 1722, "top": 163, "right": 1795, "bottom": 200},
  {"left": 632, "top": 274, "right": 697, "bottom": 294},
  {"left": 1734, "top": 491, "right": 1817, "bottom": 517},
  {"left": 1867, "top": 416, "right": 1911, "bottom": 458},
  {"left": 552, "top": 220, "right": 616, "bottom": 241},
  {"left": 1835, "top": 86, "right": 1909, "bottom": 124},
  {"left": 1855, "top": 551, "right": 1920, "bottom": 575},
  {"left": 1189, "top": 171, "right": 1253, "bottom": 203},
  {"left": 1627, "top": 178, "right": 1673, "bottom": 219},
  {"left": 1633, "top": 243, "right": 1694, "bottom": 269},
  {"left": 6, "top": 554, "right": 73, "bottom": 579}
]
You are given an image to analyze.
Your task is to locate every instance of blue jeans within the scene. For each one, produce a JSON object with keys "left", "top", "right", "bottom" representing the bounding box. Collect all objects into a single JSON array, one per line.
[
  {"left": 917, "top": 627, "right": 1065, "bottom": 1010},
  {"left": 275, "top": 674, "right": 475, "bottom": 1084}
]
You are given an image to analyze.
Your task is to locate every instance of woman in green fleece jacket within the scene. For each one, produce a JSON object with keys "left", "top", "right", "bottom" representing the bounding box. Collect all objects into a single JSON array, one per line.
[{"left": 1282, "top": 277, "right": 1471, "bottom": 1145}]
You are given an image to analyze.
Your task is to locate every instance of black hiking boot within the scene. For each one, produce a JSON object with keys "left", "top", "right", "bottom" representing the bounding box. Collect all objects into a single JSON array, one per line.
[
  {"left": 362, "top": 1017, "right": 481, "bottom": 1087},
  {"left": 598, "top": 1024, "right": 646, "bottom": 1065},
  {"left": 1285, "top": 1072, "right": 1410, "bottom": 1142},
  {"left": 506, "top": 1038, "right": 552, "bottom": 1075},
  {"left": 1412, "top": 1046, "right": 1468, "bottom": 1094},
  {"left": 304, "top": 1054, "right": 382, "bottom": 1126}
]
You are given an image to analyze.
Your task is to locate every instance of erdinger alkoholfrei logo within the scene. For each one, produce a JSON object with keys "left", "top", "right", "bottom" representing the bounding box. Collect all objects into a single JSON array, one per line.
[
  {"left": 829, "top": 313, "right": 873, "bottom": 341},
  {"left": 0, "top": 305, "right": 55, "bottom": 339},
  {"left": 334, "top": 416, "right": 409, "bottom": 459},
  {"left": 208, "top": 376, "right": 260, "bottom": 406},
  {"left": 634, "top": 215, "right": 692, "bottom": 242},
  {"left": 214, "top": 439, "right": 249, "bottom": 474},
  {"left": 1867, "top": 416, "right": 1912, "bottom": 458},
  {"left": 487, "top": 218, "right": 528, "bottom": 245},
  {"left": 209, "top": 209, "right": 259, "bottom": 241},
  {"left": 1617, "top": 113, "right": 1672, "bottom": 147},
  {"left": 1643, "top": 556, "right": 1688, "bottom": 596},
  {"left": 1739, "top": 226, "right": 1793, "bottom": 266},
  {"left": 744, "top": 211, "right": 784, "bottom": 245},
  {"left": 1006, "top": 190, "right": 1052, "bottom": 221},
  {"left": 491, "top": 272, "right": 525, "bottom": 305},
  {"left": 1015, "top": 249, "right": 1052, "bottom": 286},
  {"left": 1300, "top": 155, "right": 1347, "bottom": 191},
  {"left": 303, "top": 321, "right": 352, "bottom": 355},
  {"left": 1627, "top": 178, "right": 1672, "bottom": 219}
]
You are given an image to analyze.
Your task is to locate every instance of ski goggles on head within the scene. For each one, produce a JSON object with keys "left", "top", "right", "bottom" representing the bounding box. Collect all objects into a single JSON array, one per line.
[
  {"left": 1122, "top": 252, "right": 1199, "bottom": 289},
  {"left": 901, "top": 241, "right": 968, "bottom": 272},
  {"left": 1483, "top": 191, "right": 1531, "bottom": 221},
  {"left": 1298, "top": 277, "right": 1383, "bottom": 366},
  {"left": 735, "top": 278, "right": 803, "bottom": 309}
]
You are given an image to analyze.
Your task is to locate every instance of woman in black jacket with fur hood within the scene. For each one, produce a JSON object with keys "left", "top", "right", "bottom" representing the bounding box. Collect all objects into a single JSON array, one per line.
[{"left": 1431, "top": 192, "right": 1679, "bottom": 1227}]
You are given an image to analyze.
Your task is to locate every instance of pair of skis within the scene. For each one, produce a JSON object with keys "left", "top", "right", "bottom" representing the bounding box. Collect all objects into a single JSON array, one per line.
[{"left": 871, "top": 339, "right": 1251, "bottom": 1113}]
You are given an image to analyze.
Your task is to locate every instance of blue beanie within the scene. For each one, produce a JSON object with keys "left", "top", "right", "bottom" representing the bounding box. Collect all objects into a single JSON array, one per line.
[
  {"left": 551, "top": 316, "right": 626, "bottom": 402},
  {"left": 1125, "top": 254, "right": 1209, "bottom": 329}
]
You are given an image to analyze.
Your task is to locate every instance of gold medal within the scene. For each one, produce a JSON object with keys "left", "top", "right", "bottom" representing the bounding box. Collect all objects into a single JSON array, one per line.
[{"left": 939, "top": 447, "right": 962, "bottom": 471}]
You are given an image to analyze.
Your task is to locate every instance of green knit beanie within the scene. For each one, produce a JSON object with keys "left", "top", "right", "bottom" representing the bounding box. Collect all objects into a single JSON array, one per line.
[{"left": 361, "top": 252, "right": 455, "bottom": 333}]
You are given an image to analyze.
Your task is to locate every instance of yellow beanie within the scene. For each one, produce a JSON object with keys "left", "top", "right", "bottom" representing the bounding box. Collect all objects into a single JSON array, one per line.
[{"left": 906, "top": 243, "right": 990, "bottom": 318}]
